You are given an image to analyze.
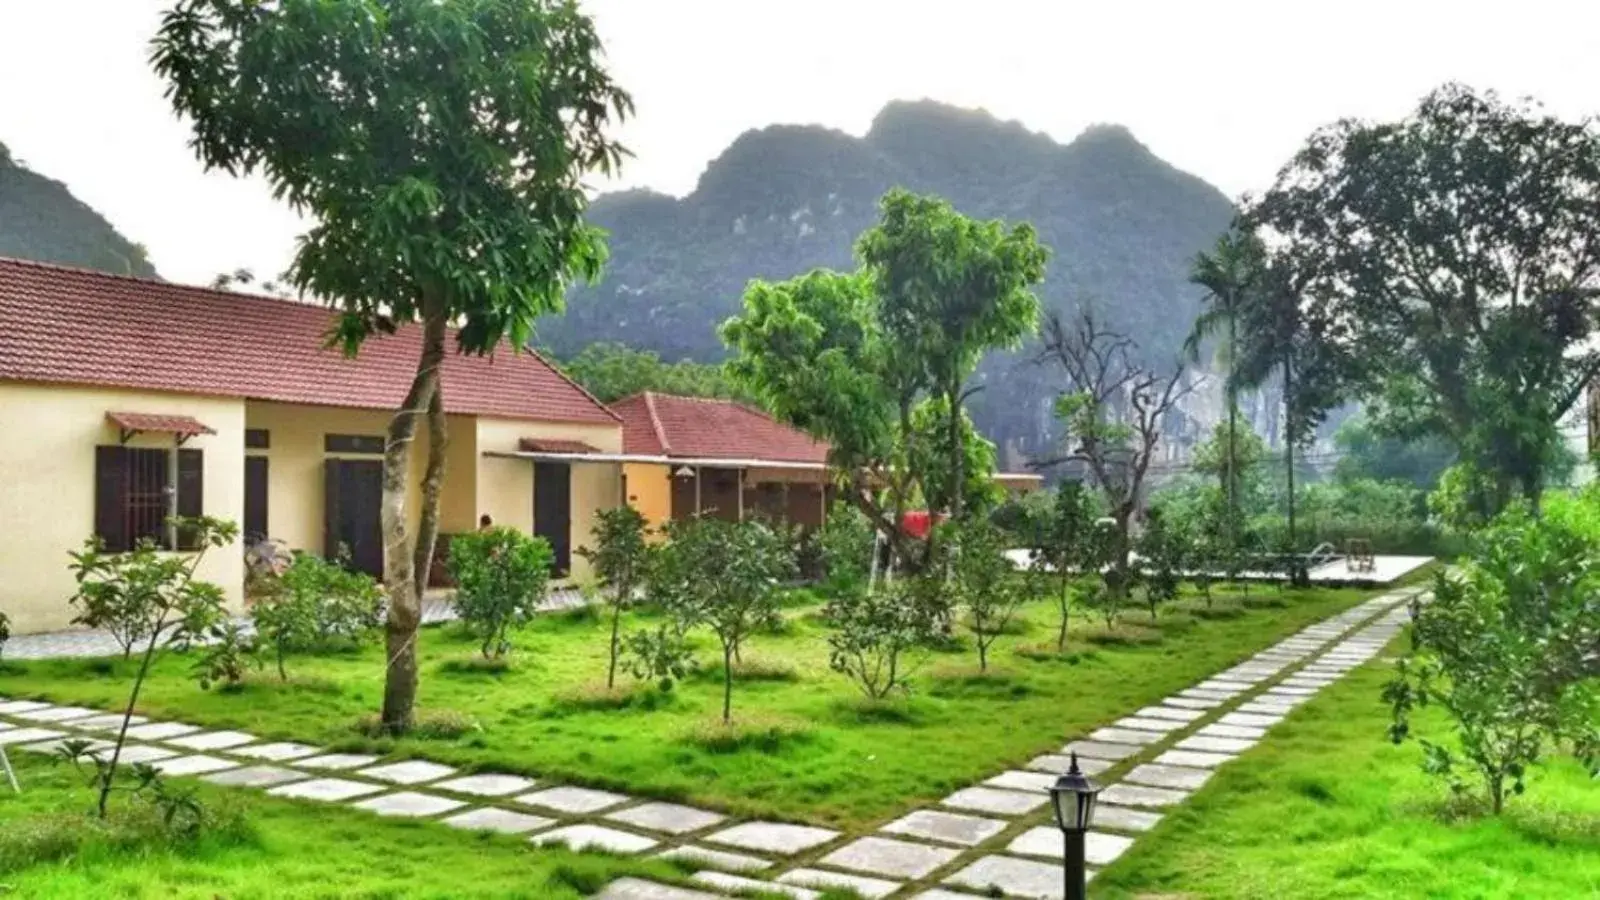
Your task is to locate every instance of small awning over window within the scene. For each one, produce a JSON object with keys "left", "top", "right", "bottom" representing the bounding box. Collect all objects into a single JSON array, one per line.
[
  {"left": 107, "top": 411, "right": 217, "bottom": 441},
  {"left": 518, "top": 437, "right": 601, "bottom": 454}
]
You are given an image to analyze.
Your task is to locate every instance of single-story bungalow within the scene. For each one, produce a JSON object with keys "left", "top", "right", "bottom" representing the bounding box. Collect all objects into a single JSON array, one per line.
[{"left": 0, "top": 256, "right": 1041, "bottom": 635}]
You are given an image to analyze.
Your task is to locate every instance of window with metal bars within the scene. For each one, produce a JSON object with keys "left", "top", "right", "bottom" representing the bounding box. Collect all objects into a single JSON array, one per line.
[{"left": 94, "top": 446, "right": 204, "bottom": 552}]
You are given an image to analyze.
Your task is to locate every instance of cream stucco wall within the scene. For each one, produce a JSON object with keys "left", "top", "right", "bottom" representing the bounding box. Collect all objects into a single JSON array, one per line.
[
  {"left": 243, "top": 402, "right": 480, "bottom": 553},
  {"left": 0, "top": 382, "right": 246, "bottom": 634},
  {"left": 623, "top": 462, "right": 673, "bottom": 538},
  {"left": 475, "top": 416, "right": 623, "bottom": 581}
]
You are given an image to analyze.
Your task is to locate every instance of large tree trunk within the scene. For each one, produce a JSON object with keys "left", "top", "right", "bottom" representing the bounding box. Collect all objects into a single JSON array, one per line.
[
  {"left": 379, "top": 309, "right": 447, "bottom": 734},
  {"left": 947, "top": 382, "right": 965, "bottom": 524},
  {"left": 1283, "top": 356, "right": 1295, "bottom": 551},
  {"left": 414, "top": 389, "right": 448, "bottom": 606}
]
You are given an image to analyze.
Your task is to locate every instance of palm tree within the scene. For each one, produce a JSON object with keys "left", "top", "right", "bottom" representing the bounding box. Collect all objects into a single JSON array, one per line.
[{"left": 1186, "top": 227, "right": 1265, "bottom": 548}]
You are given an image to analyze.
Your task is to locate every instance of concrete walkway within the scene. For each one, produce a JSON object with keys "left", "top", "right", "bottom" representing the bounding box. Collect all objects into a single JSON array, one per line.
[
  {"left": 2, "top": 588, "right": 588, "bottom": 660},
  {"left": 0, "top": 587, "right": 1420, "bottom": 899}
]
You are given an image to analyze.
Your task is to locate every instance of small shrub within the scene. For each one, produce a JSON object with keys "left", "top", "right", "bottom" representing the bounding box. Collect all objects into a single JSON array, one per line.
[
  {"left": 685, "top": 715, "right": 811, "bottom": 754},
  {"left": 254, "top": 551, "right": 381, "bottom": 680},
  {"left": 549, "top": 681, "right": 672, "bottom": 713},
  {"left": 577, "top": 505, "right": 652, "bottom": 689},
  {"left": 825, "top": 579, "right": 937, "bottom": 700},
  {"left": 728, "top": 659, "right": 800, "bottom": 682},
  {"left": 945, "top": 518, "right": 1028, "bottom": 672},
  {"left": 622, "top": 623, "right": 697, "bottom": 692},
  {"left": 437, "top": 655, "right": 515, "bottom": 676},
  {"left": 191, "top": 621, "right": 259, "bottom": 692},
  {"left": 1137, "top": 507, "right": 1186, "bottom": 622},
  {"left": 816, "top": 503, "right": 876, "bottom": 597},
  {"left": 448, "top": 527, "right": 555, "bottom": 659}
]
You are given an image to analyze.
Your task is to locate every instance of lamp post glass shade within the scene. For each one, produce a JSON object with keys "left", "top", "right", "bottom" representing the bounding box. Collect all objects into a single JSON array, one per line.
[{"left": 1050, "top": 752, "right": 1102, "bottom": 833}]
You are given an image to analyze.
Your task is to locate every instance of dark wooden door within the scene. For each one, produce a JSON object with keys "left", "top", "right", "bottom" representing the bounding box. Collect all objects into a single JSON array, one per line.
[
  {"left": 324, "top": 459, "right": 384, "bottom": 577},
  {"left": 244, "top": 456, "right": 269, "bottom": 541},
  {"left": 533, "top": 462, "right": 571, "bottom": 576}
]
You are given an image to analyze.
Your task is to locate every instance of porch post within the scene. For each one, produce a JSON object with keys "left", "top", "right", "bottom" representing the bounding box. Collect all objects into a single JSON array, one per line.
[
  {"left": 695, "top": 467, "right": 702, "bottom": 516},
  {"left": 736, "top": 469, "right": 745, "bottom": 521}
]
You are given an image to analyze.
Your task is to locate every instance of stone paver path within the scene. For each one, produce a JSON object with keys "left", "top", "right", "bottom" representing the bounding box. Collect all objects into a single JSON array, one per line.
[{"left": 0, "top": 586, "right": 1420, "bottom": 898}]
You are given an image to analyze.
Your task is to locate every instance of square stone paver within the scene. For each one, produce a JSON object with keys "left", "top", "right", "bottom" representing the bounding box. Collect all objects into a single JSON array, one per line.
[
  {"left": 1176, "top": 735, "right": 1256, "bottom": 754},
  {"left": 655, "top": 844, "right": 772, "bottom": 873},
  {"left": 946, "top": 854, "right": 1067, "bottom": 899},
  {"left": 110, "top": 744, "right": 180, "bottom": 765},
  {"left": 1196, "top": 679, "right": 1253, "bottom": 693},
  {"left": 705, "top": 821, "right": 840, "bottom": 855},
  {"left": 779, "top": 868, "right": 900, "bottom": 899},
  {"left": 1092, "top": 804, "right": 1163, "bottom": 833},
  {"left": 1062, "top": 740, "right": 1141, "bottom": 761},
  {"left": 515, "top": 785, "right": 628, "bottom": 814},
  {"left": 441, "top": 806, "right": 555, "bottom": 834},
  {"left": 692, "top": 872, "right": 818, "bottom": 900},
  {"left": 1267, "top": 686, "right": 1318, "bottom": 697},
  {"left": 913, "top": 891, "right": 989, "bottom": 900},
  {"left": 297, "top": 753, "right": 380, "bottom": 770},
  {"left": 72, "top": 714, "right": 150, "bottom": 731},
  {"left": 351, "top": 791, "right": 466, "bottom": 818},
  {"left": 356, "top": 760, "right": 457, "bottom": 785},
  {"left": 15, "top": 705, "right": 102, "bottom": 723},
  {"left": 1009, "top": 826, "right": 1134, "bottom": 866},
  {"left": 0, "top": 701, "right": 50, "bottom": 715},
  {"left": 150, "top": 755, "right": 239, "bottom": 776},
  {"left": 167, "top": 730, "right": 257, "bottom": 751},
  {"left": 122, "top": 722, "right": 201, "bottom": 742},
  {"left": 1178, "top": 688, "right": 1236, "bottom": 702},
  {"left": 881, "top": 809, "right": 1007, "bottom": 847},
  {"left": 1162, "top": 696, "right": 1223, "bottom": 711},
  {"left": 1218, "top": 711, "right": 1282, "bottom": 728},
  {"left": 1197, "top": 723, "right": 1266, "bottom": 741},
  {"left": 1088, "top": 727, "right": 1165, "bottom": 746},
  {"left": 596, "top": 877, "right": 726, "bottom": 900},
  {"left": 820, "top": 835, "right": 959, "bottom": 880},
  {"left": 941, "top": 786, "right": 1046, "bottom": 816},
  {"left": 434, "top": 773, "right": 537, "bottom": 797},
  {"left": 1137, "top": 706, "right": 1203, "bottom": 723},
  {"left": 984, "top": 769, "right": 1055, "bottom": 793},
  {"left": 1112, "top": 716, "right": 1185, "bottom": 733},
  {"left": 532, "top": 824, "right": 658, "bottom": 854},
  {"left": 231, "top": 741, "right": 321, "bottom": 762},
  {"left": 267, "top": 777, "right": 385, "bottom": 802},
  {"left": 607, "top": 801, "right": 725, "bottom": 835},
  {"left": 1126, "top": 763, "right": 1213, "bottom": 791},
  {"left": 201, "top": 765, "right": 308, "bottom": 788},
  {"left": 0, "top": 728, "right": 66, "bottom": 746},
  {"left": 1098, "top": 783, "right": 1189, "bottom": 808},
  {"left": 1027, "top": 754, "right": 1112, "bottom": 777}
]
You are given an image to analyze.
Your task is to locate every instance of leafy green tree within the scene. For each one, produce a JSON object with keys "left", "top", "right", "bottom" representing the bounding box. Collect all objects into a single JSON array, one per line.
[
  {"left": 67, "top": 516, "right": 237, "bottom": 817},
  {"left": 825, "top": 578, "right": 938, "bottom": 700},
  {"left": 723, "top": 190, "right": 1047, "bottom": 570},
  {"left": 192, "top": 622, "right": 259, "bottom": 692},
  {"left": 1333, "top": 415, "right": 1456, "bottom": 491},
  {"left": 153, "top": 0, "right": 631, "bottom": 733},
  {"left": 448, "top": 527, "right": 555, "bottom": 659},
  {"left": 578, "top": 506, "right": 652, "bottom": 689},
  {"left": 1186, "top": 229, "right": 1261, "bottom": 540},
  {"left": 649, "top": 517, "right": 796, "bottom": 723},
  {"left": 1191, "top": 413, "right": 1269, "bottom": 512},
  {"left": 947, "top": 517, "right": 1027, "bottom": 672},
  {"left": 1386, "top": 506, "right": 1600, "bottom": 813},
  {"left": 1029, "top": 481, "right": 1101, "bottom": 650},
  {"left": 253, "top": 552, "right": 383, "bottom": 680},
  {"left": 816, "top": 503, "right": 877, "bottom": 598},
  {"left": 1136, "top": 508, "right": 1186, "bottom": 622},
  {"left": 555, "top": 342, "right": 752, "bottom": 404},
  {"left": 1250, "top": 84, "right": 1600, "bottom": 515},
  {"left": 857, "top": 188, "right": 1048, "bottom": 526}
]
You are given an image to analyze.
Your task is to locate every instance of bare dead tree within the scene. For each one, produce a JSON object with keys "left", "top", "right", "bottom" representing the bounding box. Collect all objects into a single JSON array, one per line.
[{"left": 1034, "top": 309, "right": 1193, "bottom": 598}]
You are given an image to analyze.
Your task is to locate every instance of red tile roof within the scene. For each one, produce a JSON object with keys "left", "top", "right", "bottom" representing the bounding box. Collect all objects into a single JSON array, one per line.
[
  {"left": 106, "top": 411, "right": 217, "bottom": 437},
  {"left": 0, "top": 257, "right": 617, "bottom": 425},
  {"left": 610, "top": 392, "right": 830, "bottom": 465},
  {"left": 518, "top": 437, "right": 601, "bottom": 454}
]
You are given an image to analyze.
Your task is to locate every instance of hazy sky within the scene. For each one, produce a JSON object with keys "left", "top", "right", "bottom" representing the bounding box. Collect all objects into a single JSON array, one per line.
[{"left": 2, "top": 0, "right": 1598, "bottom": 286}]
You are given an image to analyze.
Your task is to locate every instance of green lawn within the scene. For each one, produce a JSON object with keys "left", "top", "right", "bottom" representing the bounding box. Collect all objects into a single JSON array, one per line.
[
  {"left": 1, "top": 583, "right": 1380, "bottom": 831},
  {"left": 1093, "top": 630, "right": 1600, "bottom": 899},
  {"left": 0, "top": 753, "right": 679, "bottom": 898}
]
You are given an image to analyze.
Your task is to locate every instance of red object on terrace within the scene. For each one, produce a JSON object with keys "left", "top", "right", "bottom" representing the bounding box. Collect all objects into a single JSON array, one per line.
[
  {"left": 517, "top": 437, "right": 602, "bottom": 454},
  {"left": 610, "top": 391, "right": 830, "bottom": 463},
  {"left": 106, "top": 411, "right": 216, "bottom": 438},
  {"left": 0, "top": 256, "right": 617, "bottom": 425},
  {"left": 901, "top": 510, "right": 944, "bottom": 539}
]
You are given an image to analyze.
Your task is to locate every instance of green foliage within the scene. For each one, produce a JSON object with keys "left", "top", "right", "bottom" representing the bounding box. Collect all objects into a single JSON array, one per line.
[
  {"left": 1190, "top": 412, "right": 1270, "bottom": 513},
  {"left": 649, "top": 517, "right": 797, "bottom": 722},
  {"left": 816, "top": 503, "right": 877, "bottom": 598},
  {"left": 0, "top": 609, "right": 10, "bottom": 661},
  {"left": 447, "top": 527, "right": 555, "bottom": 659},
  {"left": 1023, "top": 481, "right": 1103, "bottom": 650},
  {"left": 1137, "top": 508, "right": 1187, "bottom": 622},
  {"left": 1251, "top": 84, "right": 1600, "bottom": 514},
  {"left": 0, "top": 144, "right": 158, "bottom": 277},
  {"left": 906, "top": 396, "right": 1005, "bottom": 519},
  {"left": 56, "top": 745, "right": 207, "bottom": 839},
  {"left": 946, "top": 517, "right": 1028, "bottom": 672},
  {"left": 191, "top": 622, "right": 258, "bottom": 692},
  {"left": 578, "top": 505, "right": 653, "bottom": 688},
  {"left": 1386, "top": 504, "right": 1600, "bottom": 813},
  {"left": 1334, "top": 415, "right": 1455, "bottom": 490},
  {"left": 824, "top": 579, "right": 938, "bottom": 700},
  {"left": 553, "top": 342, "right": 752, "bottom": 404},
  {"left": 65, "top": 516, "right": 237, "bottom": 817},
  {"left": 253, "top": 552, "right": 382, "bottom": 680},
  {"left": 622, "top": 624, "right": 697, "bottom": 692}
]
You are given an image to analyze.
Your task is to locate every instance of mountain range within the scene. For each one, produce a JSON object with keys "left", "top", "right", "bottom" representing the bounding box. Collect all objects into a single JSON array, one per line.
[
  {"left": 540, "top": 100, "right": 1237, "bottom": 463},
  {"left": 0, "top": 141, "right": 157, "bottom": 279}
]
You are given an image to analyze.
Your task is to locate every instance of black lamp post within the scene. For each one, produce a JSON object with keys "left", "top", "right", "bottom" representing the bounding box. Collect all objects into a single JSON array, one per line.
[{"left": 1049, "top": 752, "right": 1102, "bottom": 900}]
